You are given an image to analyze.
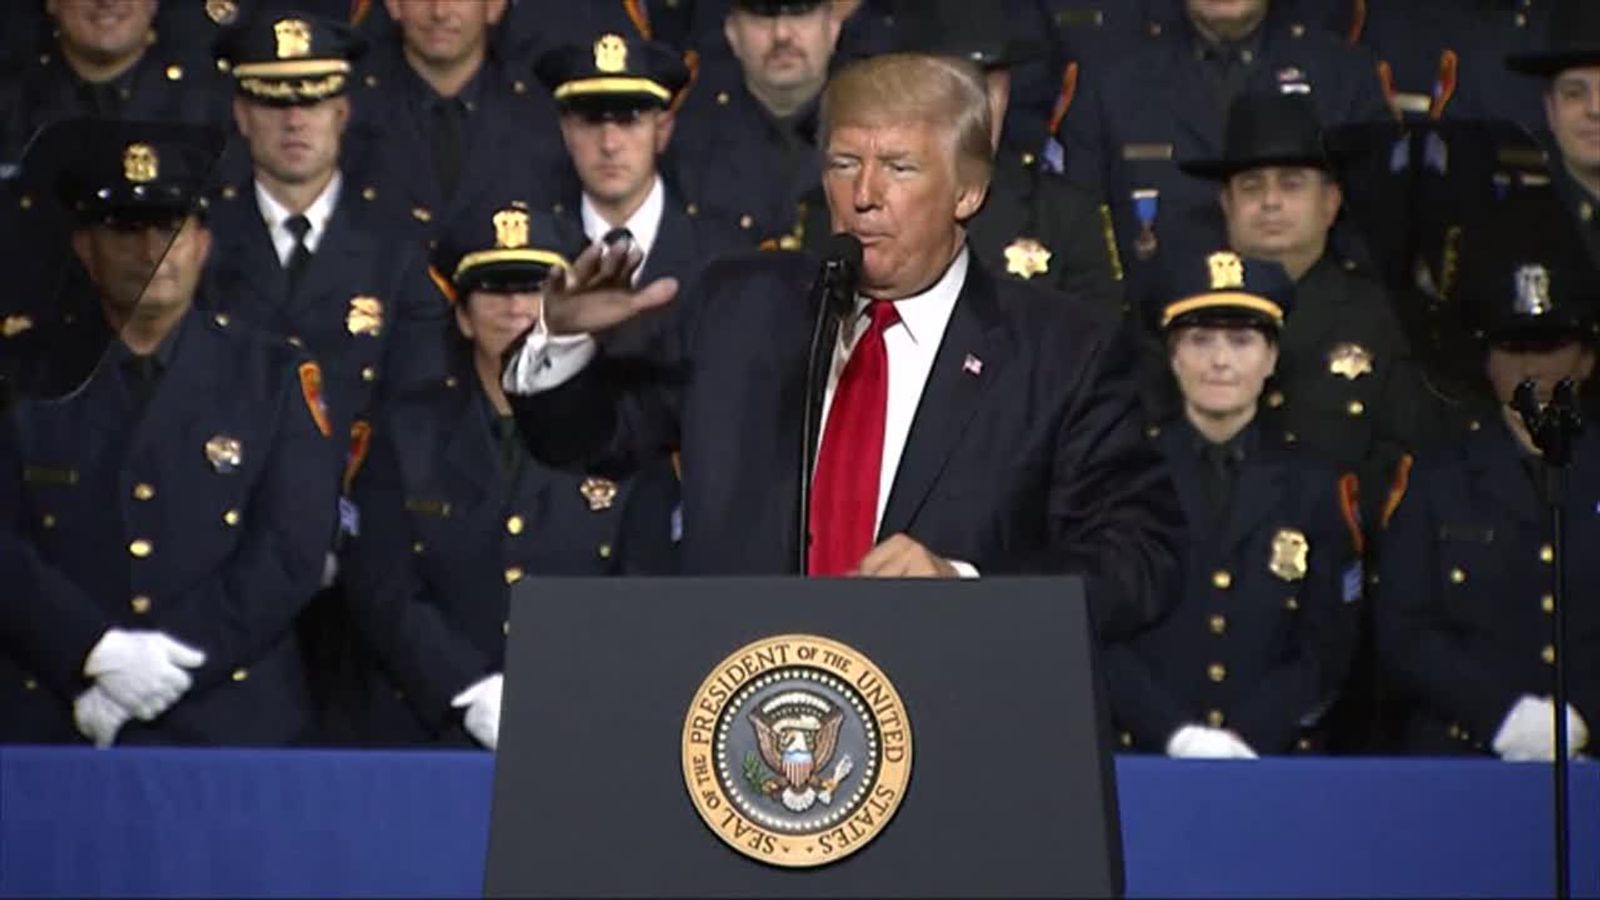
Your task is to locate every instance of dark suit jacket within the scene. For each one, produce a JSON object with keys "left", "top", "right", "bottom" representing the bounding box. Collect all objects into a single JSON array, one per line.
[
  {"left": 1103, "top": 420, "right": 1361, "bottom": 754},
  {"left": 0, "top": 310, "right": 336, "bottom": 745},
  {"left": 509, "top": 247, "right": 1184, "bottom": 639}
]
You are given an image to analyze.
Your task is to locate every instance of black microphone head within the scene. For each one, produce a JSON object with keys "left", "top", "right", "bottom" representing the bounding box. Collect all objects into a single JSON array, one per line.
[
  {"left": 1512, "top": 378, "right": 1542, "bottom": 422},
  {"left": 823, "top": 232, "right": 864, "bottom": 271}
]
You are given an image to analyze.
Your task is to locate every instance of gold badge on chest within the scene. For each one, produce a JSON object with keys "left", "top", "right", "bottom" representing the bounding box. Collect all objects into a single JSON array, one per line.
[
  {"left": 580, "top": 476, "right": 617, "bottom": 511},
  {"left": 1327, "top": 343, "right": 1373, "bottom": 380},
  {"left": 205, "top": 435, "right": 244, "bottom": 473},
  {"left": 1003, "top": 238, "right": 1052, "bottom": 279},
  {"left": 346, "top": 295, "right": 384, "bottom": 336},
  {"left": 205, "top": 0, "right": 239, "bottom": 25},
  {"left": 1269, "top": 528, "right": 1309, "bottom": 582}
]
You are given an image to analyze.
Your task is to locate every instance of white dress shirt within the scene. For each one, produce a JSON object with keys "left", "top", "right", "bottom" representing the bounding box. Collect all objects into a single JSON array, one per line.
[
  {"left": 580, "top": 175, "right": 665, "bottom": 283},
  {"left": 503, "top": 245, "right": 977, "bottom": 573},
  {"left": 255, "top": 172, "right": 342, "bottom": 266}
]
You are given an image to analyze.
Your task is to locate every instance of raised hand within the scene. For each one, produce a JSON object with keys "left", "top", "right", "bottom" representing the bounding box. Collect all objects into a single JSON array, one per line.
[{"left": 541, "top": 240, "right": 679, "bottom": 336}]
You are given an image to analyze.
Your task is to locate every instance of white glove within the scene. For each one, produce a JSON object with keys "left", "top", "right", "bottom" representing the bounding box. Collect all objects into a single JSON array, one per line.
[
  {"left": 73, "top": 685, "right": 132, "bottom": 748},
  {"left": 451, "top": 673, "right": 504, "bottom": 750},
  {"left": 1493, "top": 695, "right": 1590, "bottom": 761},
  {"left": 83, "top": 629, "right": 207, "bottom": 721},
  {"left": 1166, "top": 725, "right": 1259, "bottom": 760}
]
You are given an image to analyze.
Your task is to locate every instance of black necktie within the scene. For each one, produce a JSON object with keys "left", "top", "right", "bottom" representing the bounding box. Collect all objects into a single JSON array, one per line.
[
  {"left": 122, "top": 354, "right": 162, "bottom": 413},
  {"left": 494, "top": 415, "right": 524, "bottom": 478},
  {"left": 1200, "top": 442, "right": 1238, "bottom": 526},
  {"left": 284, "top": 214, "right": 312, "bottom": 296},
  {"left": 602, "top": 226, "right": 634, "bottom": 248},
  {"left": 430, "top": 98, "right": 466, "bottom": 201}
]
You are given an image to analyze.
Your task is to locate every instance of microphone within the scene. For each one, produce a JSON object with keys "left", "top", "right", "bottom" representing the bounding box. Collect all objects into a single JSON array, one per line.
[
  {"left": 797, "top": 233, "right": 865, "bottom": 573},
  {"left": 818, "top": 233, "right": 864, "bottom": 317},
  {"left": 1512, "top": 378, "right": 1543, "bottom": 435}
]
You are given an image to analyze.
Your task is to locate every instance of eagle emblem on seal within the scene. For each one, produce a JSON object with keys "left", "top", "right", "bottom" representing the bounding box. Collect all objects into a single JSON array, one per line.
[{"left": 748, "top": 691, "right": 854, "bottom": 813}]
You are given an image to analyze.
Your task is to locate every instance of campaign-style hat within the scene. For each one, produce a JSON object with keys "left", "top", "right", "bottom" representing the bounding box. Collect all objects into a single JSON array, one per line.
[
  {"left": 1505, "top": 0, "right": 1600, "bottom": 78},
  {"left": 1180, "top": 92, "right": 1332, "bottom": 182},
  {"left": 894, "top": 0, "right": 1045, "bottom": 70},
  {"left": 731, "top": 0, "right": 827, "bottom": 15},
  {"left": 431, "top": 203, "right": 579, "bottom": 300},
  {"left": 214, "top": 11, "right": 367, "bottom": 105},
  {"left": 1158, "top": 248, "right": 1297, "bottom": 332},
  {"left": 54, "top": 119, "right": 226, "bottom": 226},
  {"left": 1453, "top": 192, "right": 1599, "bottom": 344},
  {"left": 535, "top": 33, "right": 691, "bottom": 113}
]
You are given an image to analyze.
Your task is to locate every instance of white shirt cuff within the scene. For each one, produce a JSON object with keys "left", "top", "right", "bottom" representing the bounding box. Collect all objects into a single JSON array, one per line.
[
  {"left": 502, "top": 318, "right": 596, "bottom": 396},
  {"left": 950, "top": 560, "right": 979, "bottom": 579}
]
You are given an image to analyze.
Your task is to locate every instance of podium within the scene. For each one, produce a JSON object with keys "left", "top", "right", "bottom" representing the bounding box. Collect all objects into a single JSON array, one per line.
[{"left": 485, "top": 577, "right": 1122, "bottom": 898}]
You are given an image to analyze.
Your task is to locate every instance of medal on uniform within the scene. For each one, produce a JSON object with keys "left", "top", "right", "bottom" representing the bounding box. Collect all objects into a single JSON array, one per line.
[
  {"left": 1269, "top": 528, "right": 1309, "bottom": 582},
  {"left": 1327, "top": 343, "right": 1373, "bottom": 380},
  {"left": 580, "top": 477, "right": 618, "bottom": 511},
  {"left": 1276, "top": 67, "right": 1310, "bottom": 96},
  {"left": 1003, "top": 238, "right": 1052, "bottom": 279},
  {"left": 2, "top": 315, "right": 32, "bottom": 338},
  {"left": 205, "top": 435, "right": 244, "bottom": 473},
  {"left": 346, "top": 295, "right": 384, "bottom": 336},
  {"left": 1132, "top": 189, "right": 1159, "bottom": 260},
  {"left": 206, "top": 0, "right": 239, "bottom": 25}
]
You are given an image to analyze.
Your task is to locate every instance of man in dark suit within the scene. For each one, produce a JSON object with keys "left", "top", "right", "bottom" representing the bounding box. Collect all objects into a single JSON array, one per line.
[
  {"left": 335, "top": 203, "right": 679, "bottom": 749},
  {"left": 341, "top": 0, "right": 575, "bottom": 242},
  {"left": 504, "top": 53, "right": 1182, "bottom": 638},
  {"left": 1056, "top": 0, "right": 1389, "bottom": 310},
  {"left": 1106, "top": 248, "right": 1361, "bottom": 757},
  {"left": 205, "top": 11, "right": 450, "bottom": 464},
  {"left": 534, "top": 32, "right": 751, "bottom": 354},
  {"left": 0, "top": 120, "right": 336, "bottom": 746},
  {"left": 1378, "top": 193, "right": 1600, "bottom": 759}
]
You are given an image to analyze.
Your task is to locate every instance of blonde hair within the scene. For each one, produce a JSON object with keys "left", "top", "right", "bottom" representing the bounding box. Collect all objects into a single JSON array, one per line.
[{"left": 819, "top": 53, "right": 994, "bottom": 188}]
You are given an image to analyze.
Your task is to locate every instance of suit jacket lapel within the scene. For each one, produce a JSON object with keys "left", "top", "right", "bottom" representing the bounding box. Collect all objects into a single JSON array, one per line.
[{"left": 877, "top": 258, "right": 1009, "bottom": 538}]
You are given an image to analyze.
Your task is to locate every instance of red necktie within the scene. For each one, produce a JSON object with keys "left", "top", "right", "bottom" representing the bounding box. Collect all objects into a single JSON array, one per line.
[{"left": 808, "top": 300, "right": 899, "bottom": 576}]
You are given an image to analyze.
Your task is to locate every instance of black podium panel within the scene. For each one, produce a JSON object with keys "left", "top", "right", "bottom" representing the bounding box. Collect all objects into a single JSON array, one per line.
[{"left": 486, "top": 577, "right": 1121, "bottom": 898}]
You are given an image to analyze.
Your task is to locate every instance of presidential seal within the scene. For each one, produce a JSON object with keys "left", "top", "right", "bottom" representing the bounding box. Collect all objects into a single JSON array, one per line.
[{"left": 681, "top": 634, "right": 912, "bottom": 868}]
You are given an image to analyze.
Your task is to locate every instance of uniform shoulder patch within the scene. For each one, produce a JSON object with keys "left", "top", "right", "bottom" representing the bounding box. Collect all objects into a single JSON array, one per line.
[
  {"left": 1338, "top": 472, "right": 1363, "bottom": 555},
  {"left": 1431, "top": 49, "right": 1458, "bottom": 120},
  {"left": 298, "top": 361, "right": 333, "bottom": 438},
  {"left": 427, "top": 264, "right": 458, "bottom": 305},
  {"left": 1381, "top": 453, "right": 1414, "bottom": 529},
  {"left": 672, "top": 49, "right": 700, "bottom": 116},
  {"left": 344, "top": 419, "right": 373, "bottom": 494},
  {"left": 1048, "top": 61, "right": 1079, "bottom": 136}
]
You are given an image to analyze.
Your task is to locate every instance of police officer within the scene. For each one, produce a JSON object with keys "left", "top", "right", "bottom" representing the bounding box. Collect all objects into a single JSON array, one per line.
[
  {"left": 535, "top": 31, "right": 750, "bottom": 355},
  {"left": 797, "top": 1, "right": 1125, "bottom": 318},
  {"left": 1377, "top": 197, "right": 1600, "bottom": 759},
  {"left": 1056, "top": 0, "right": 1389, "bottom": 311},
  {"left": 669, "top": 0, "right": 841, "bottom": 242},
  {"left": 335, "top": 204, "right": 679, "bottom": 748},
  {"left": 0, "top": 120, "right": 337, "bottom": 746},
  {"left": 206, "top": 11, "right": 450, "bottom": 461},
  {"left": 1505, "top": 0, "right": 1600, "bottom": 267},
  {"left": 341, "top": 0, "right": 575, "bottom": 244},
  {"left": 1105, "top": 248, "right": 1360, "bottom": 757},
  {"left": 0, "top": 0, "right": 230, "bottom": 162},
  {"left": 1181, "top": 90, "right": 1443, "bottom": 531}
]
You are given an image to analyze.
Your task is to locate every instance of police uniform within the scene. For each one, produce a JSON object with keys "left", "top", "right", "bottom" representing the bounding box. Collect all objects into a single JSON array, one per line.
[
  {"left": 1377, "top": 205, "right": 1600, "bottom": 756},
  {"left": 0, "top": 25, "right": 230, "bottom": 163},
  {"left": 1056, "top": 3, "right": 1389, "bottom": 310},
  {"left": 333, "top": 205, "right": 679, "bottom": 746},
  {"left": 340, "top": 37, "right": 575, "bottom": 247},
  {"left": 0, "top": 123, "right": 337, "bottom": 745},
  {"left": 1106, "top": 251, "right": 1361, "bottom": 755},
  {"left": 204, "top": 14, "right": 452, "bottom": 458},
  {"left": 536, "top": 33, "right": 752, "bottom": 356},
  {"left": 667, "top": 0, "right": 832, "bottom": 243},
  {"left": 1178, "top": 91, "right": 1447, "bottom": 531}
]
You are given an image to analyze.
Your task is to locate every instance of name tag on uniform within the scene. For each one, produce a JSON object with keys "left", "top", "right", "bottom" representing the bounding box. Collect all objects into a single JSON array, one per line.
[
  {"left": 22, "top": 465, "right": 78, "bottom": 485},
  {"left": 1438, "top": 525, "right": 1495, "bottom": 543},
  {"left": 1122, "top": 143, "right": 1174, "bottom": 161},
  {"left": 404, "top": 498, "right": 452, "bottom": 517},
  {"left": 1055, "top": 8, "right": 1105, "bottom": 27}
]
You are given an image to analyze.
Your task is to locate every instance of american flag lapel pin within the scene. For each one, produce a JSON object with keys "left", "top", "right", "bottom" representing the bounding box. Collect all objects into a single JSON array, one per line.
[{"left": 962, "top": 353, "right": 983, "bottom": 376}]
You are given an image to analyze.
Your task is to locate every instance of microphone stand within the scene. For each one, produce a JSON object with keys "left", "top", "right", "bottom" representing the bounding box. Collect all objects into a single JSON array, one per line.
[
  {"left": 1513, "top": 378, "right": 1584, "bottom": 900},
  {"left": 797, "top": 256, "right": 855, "bottom": 574}
]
